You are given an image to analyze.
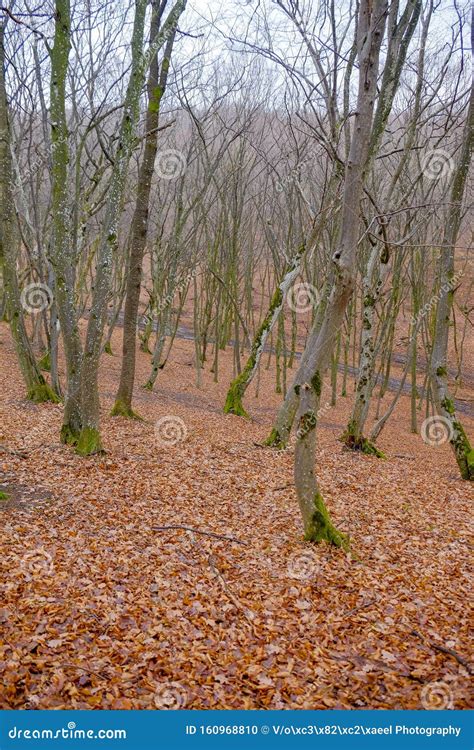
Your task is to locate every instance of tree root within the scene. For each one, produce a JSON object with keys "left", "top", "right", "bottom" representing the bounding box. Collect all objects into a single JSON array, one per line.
[{"left": 110, "top": 400, "right": 143, "bottom": 420}]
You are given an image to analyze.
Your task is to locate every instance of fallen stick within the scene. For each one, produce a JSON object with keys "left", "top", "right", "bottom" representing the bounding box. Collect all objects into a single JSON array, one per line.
[
  {"left": 411, "top": 629, "right": 473, "bottom": 675},
  {"left": 342, "top": 599, "right": 376, "bottom": 618},
  {"left": 152, "top": 525, "right": 247, "bottom": 545},
  {"left": 0, "top": 444, "right": 27, "bottom": 459}
]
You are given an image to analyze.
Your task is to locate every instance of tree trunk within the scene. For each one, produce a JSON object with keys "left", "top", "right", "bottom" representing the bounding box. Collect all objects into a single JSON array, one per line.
[
  {"left": 49, "top": 0, "right": 84, "bottom": 440},
  {"left": 429, "top": 85, "right": 473, "bottom": 481},
  {"left": 77, "top": 0, "right": 187, "bottom": 455},
  {"left": 224, "top": 244, "right": 305, "bottom": 417},
  {"left": 266, "top": 0, "right": 416, "bottom": 448},
  {"left": 291, "top": 0, "right": 389, "bottom": 545},
  {"left": 294, "top": 381, "right": 348, "bottom": 547},
  {"left": 0, "top": 20, "right": 58, "bottom": 403},
  {"left": 342, "top": 243, "right": 389, "bottom": 457},
  {"left": 112, "top": 1, "right": 179, "bottom": 418}
]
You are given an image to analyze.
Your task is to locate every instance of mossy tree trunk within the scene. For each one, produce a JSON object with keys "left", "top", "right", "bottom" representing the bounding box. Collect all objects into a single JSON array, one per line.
[
  {"left": 49, "top": 0, "right": 84, "bottom": 439},
  {"left": 267, "top": 0, "right": 419, "bottom": 450},
  {"left": 143, "top": 212, "right": 183, "bottom": 391},
  {"left": 112, "top": 1, "right": 181, "bottom": 418},
  {"left": 342, "top": 243, "right": 389, "bottom": 458},
  {"left": 0, "top": 20, "right": 58, "bottom": 403},
  {"left": 294, "top": 381, "right": 348, "bottom": 547},
  {"left": 224, "top": 245, "right": 305, "bottom": 418},
  {"left": 344, "top": 0, "right": 423, "bottom": 454},
  {"left": 429, "top": 85, "right": 473, "bottom": 481},
  {"left": 77, "top": 0, "right": 187, "bottom": 455},
  {"left": 267, "top": 0, "right": 389, "bottom": 449},
  {"left": 263, "top": 172, "right": 343, "bottom": 447}
]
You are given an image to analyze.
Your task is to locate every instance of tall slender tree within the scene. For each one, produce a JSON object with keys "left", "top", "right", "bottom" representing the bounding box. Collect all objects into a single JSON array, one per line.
[
  {"left": 429, "top": 85, "right": 473, "bottom": 481},
  {"left": 0, "top": 16, "right": 57, "bottom": 403},
  {"left": 112, "top": 0, "right": 184, "bottom": 419}
]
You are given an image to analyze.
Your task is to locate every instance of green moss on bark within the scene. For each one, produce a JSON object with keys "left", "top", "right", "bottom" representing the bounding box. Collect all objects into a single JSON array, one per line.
[
  {"left": 61, "top": 423, "right": 79, "bottom": 445},
  {"left": 304, "top": 491, "right": 349, "bottom": 550},
  {"left": 28, "top": 381, "right": 61, "bottom": 404},
  {"left": 264, "top": 427, "right": 287, "bottom": 450},
  {"left": 104, "top": 341, "right": 113, "bottom": 355},
  {"left": 76, "top": 427, "right": 105, "bottom": 456},
  {"left": 450, "top": 421, "right": 474, "bottom": 481},
  {"left": 298, "top": 410, "right": 317, "bottom": 437},
  {"left": 311, "top": 371, "right": 322, "bottom": 397},
  {"left": 38, "top": 351, "right": 51, "bottom": 371},
  {"left": 341, "top": 424, "right": 386, "bottom": 458},
  {"left": 224, "top": 285, "right": 285, "bottom": 418},
  {"left": 441, "top": 397, "right": 455, "bottom": 415},
  {"left": 223, "top": 379, "right": 249, "bottom": 418},
  {"left": 110, "top": 399, "right": 143, "bottom": 420},
  {"left": 465, "top": 449, "right": 474, "bottom": 480}
]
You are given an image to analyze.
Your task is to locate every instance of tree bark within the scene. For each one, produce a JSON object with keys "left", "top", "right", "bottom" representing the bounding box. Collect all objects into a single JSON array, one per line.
[
  {"left": 77, "top": 0, "right": 187, "bottom": 454},
  {"left": 294, "top": 381, "right": 348, "bottom": 546},
  {"left": 49, "top": 0, "right": 84, "bottom": 440},
  {"left": 112, "top": 0, "right": 180, "bottom": 418},
  {"left": 429, "top": 85, "right": 473, "bottom": 480},
  {"left": 0, "top": 19, "right": 58, "bottom": 403},
  {"left": 268, "top": 0, "right": 389, "bottom": 448},
  {"left": 224, "top": 244, "right": 305, "bottom": 417}
]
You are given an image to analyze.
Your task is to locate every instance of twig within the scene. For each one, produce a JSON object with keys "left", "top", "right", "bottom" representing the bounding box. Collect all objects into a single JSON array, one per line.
[
  {"left": 60, "top": 663, "right": 109, "bottom": 680},
  {"left": 182, "top": 529, "right": 257, "bottom": 629},
  {"left": 411, "top": 630, "right": 473, "bottom": 674},
  {"left": 35, "top": 661, "right": 108, "bottom": 680},
  {"left": 207, "top": 553, "right": 255, "bottom": 624},
  {"left": 0, "top": 7, "right": 52, "bottom": 53},
  {"left": 342, "top": 599, "right": 376, "bottom": 618},
  {"left": 273, "top": 483, "right": 293, "bottom": 492},
  {"left": 152, "top": 525, "right": 247, "bottom": 545},
  {"left": 0, "top": 444, "right": 27, "bottom": 459}
]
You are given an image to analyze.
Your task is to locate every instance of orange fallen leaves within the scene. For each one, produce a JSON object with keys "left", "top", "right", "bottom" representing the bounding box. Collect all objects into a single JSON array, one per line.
[{"left": 0, "top": 321, "right": 473, "bottom": 709}]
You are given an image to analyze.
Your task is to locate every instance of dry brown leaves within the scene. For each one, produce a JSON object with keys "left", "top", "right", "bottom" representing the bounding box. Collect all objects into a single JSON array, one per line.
[{"left": 0, "top": 321, "right": 473, "bottom": 710}]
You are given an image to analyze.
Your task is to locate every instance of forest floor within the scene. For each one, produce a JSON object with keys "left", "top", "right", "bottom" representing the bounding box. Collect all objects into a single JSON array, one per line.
[{"left": 0, "top": 319, "right": 473, "bottom": 710}]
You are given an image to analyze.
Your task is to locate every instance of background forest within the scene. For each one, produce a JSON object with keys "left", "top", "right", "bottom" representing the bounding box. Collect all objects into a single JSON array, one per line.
[{"left": 0, "top": 0, "right": 472, "bottom": 711}]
